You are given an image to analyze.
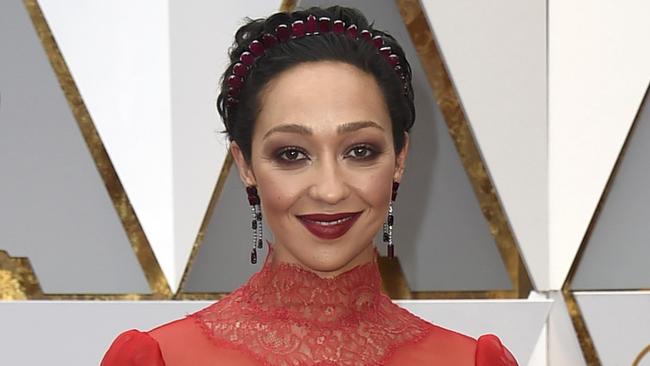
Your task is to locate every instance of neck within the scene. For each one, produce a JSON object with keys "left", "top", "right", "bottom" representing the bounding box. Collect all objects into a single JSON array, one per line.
[
  {"left": 267, "top": 240, "right": 377, "bottom": 279},
  {"left": 240, "top": 242, "right": 383, "bottom": 325}
]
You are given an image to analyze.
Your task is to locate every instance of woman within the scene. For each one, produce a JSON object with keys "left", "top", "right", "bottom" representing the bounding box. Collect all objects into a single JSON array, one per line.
[{"left": 102, "top": 6, "right": 518, "bottom": 366}]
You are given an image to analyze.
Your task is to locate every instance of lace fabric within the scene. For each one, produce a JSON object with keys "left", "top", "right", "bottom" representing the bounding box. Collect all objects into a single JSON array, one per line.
[
  {"left": 101, "top": 244, "right": 520, "bottom": 366},
  {"left": 190, "top": 245, "right": 435, "bottom": 366}
]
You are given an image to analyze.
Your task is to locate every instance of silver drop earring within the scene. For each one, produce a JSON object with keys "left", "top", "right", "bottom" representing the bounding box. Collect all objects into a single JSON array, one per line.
[
  {"left": 383, "top": 181, "right": 399, "bottom": 258},
  {"left": 246, "top": 186, "right": 263, "bottom": 264}
]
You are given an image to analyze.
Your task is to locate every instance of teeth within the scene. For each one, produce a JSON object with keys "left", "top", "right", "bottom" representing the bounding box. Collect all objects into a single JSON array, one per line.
[{"left": 308, "top": 216, "right": 352, "bottom": 226}]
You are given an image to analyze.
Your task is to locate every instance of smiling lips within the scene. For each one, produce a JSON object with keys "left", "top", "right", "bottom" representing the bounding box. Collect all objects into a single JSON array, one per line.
[{"left": 297, "top": 211, "right": 362, "bottom": 240}]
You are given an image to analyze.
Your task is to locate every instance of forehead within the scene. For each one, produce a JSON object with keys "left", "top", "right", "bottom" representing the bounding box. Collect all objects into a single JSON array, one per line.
[{"left": 255, "top": 61, "right": 391, "bottom": 135}]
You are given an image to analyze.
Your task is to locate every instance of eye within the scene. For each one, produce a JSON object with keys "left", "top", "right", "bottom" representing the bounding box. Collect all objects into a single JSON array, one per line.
[
  {"left": 346, "top": 144, "right": 376, "bottom": 160},
  {"left": 276, "top": 146, "right": 308, "bottom": 163}
]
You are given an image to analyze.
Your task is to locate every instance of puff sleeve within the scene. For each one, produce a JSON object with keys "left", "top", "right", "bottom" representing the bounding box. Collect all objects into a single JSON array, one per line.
[
  {"left": 101, "top": 329, "right": 166, "bottom": 366},
  {"left": 475, "top": 334, "right": 518, "bottom": 366}
]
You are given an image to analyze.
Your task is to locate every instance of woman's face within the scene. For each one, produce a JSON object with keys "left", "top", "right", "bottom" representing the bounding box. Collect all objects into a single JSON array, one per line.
[{"left": 231, "top": 61, "right": 409, "bottom": 277}]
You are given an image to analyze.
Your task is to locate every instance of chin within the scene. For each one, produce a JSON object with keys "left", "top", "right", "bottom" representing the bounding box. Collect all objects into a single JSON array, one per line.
[
  {"left": 304, "top": 256, "right": 349, "bottom": 273},
  {"left": 298, "top": 242, "right": 371, "bottom": 274}
]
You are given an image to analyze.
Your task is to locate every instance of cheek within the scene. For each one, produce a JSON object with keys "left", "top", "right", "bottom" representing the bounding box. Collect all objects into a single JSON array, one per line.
[
  {"left": 352, "top": 165, "right": 395, "bottom": 210},
  {"left": 255, "top": 171, "right": 301, "bottom": 214}
]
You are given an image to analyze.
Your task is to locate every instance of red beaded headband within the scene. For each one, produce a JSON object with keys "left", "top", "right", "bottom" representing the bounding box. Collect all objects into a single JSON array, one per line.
[{"left": 225, "top": 14, "right": 411, "bottom": 116}]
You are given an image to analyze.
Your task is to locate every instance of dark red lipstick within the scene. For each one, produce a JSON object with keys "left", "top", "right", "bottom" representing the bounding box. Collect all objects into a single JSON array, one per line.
[{"left": 297, "top": 211, "right": 362, "bottom": 240}]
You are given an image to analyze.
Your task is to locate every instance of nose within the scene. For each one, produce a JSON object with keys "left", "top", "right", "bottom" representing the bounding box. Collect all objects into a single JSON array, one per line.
[{"left": 308, "top": 155, "right": 350, "bottom": 205}]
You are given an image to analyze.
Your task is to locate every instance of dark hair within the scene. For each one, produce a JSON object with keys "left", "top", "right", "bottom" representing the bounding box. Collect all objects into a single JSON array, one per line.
[{"left": 216, "top": 5, "right": 415, "bottom": 162}]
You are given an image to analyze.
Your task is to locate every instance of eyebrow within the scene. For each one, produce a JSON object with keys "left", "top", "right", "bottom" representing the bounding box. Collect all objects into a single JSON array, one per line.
[{"left": 262, "top": 120, "right": 384, "bottom": 140}]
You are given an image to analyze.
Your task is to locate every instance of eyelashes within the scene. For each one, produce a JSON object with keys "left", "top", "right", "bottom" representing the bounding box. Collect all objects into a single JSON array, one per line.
[{"left": 273, "top": 144, "right": 381, "bottom": 166}]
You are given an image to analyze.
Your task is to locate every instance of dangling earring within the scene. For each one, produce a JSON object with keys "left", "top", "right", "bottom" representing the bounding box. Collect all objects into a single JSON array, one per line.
[
  {"left": 246, "top": 186, "right": 263, "bottom": 264},
  {"left": 383, "top": 181, "right": 399, "bottom": 259}
]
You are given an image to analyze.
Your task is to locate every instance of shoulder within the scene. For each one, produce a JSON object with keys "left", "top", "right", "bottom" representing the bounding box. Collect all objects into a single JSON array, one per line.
[
  {"left": 101, "top": 313, "right": 258, "bottom": 366},
  {"left": 101, "top": 329, "right": 165, "bottom": 366},
  {"left": 100, "top": 316, "right": 201, "bottom": 366},
  {"left": 150, "top": 313, "right": 260, "bottom": 365},
  {"left": 475, "top": 334, "right": 518, "bottom": 366},
  {"left": 385, "top": 323, "right": 474, "bottom": 365},
  {"left": 148, "top": 316, "right": 214, "bottom": 365},
  {"left": 390, "top": 324, "right": 517, "bottom": 365}
]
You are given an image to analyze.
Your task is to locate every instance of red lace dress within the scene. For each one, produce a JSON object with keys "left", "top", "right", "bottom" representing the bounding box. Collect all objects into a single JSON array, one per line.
[{"left": 101, "top": 248, "right": 518, "bottom": 366}]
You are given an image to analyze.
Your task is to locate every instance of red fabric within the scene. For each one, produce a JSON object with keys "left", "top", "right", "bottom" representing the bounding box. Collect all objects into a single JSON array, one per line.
[
  {"left": 101, "top": 329, "right": 164, "bottom": 366},
  {"left": 101, "top": 247, "right": 518, "bottom": 366},
  {"left": 475, "top": 334, "right": 518, "bottom": 366}
]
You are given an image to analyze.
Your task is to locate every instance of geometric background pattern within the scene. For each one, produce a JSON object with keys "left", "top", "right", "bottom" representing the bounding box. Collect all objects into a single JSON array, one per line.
[
  {"left": 572, "top": 87, "right": 650, "bottom": 290},
  {"left": 0, "top": 0, "right": 151, "bottom": 294},
  {"left": 1, "top": 0, "right": 649, "bottom": 364},
  {"left": 421, "top": 0, "right": 548, "bottom": 292},
  {"left": 575, "top": 292, "right": 650, "bottom": 365}
]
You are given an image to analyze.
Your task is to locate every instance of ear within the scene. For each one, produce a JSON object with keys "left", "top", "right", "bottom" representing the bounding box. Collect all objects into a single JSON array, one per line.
[
  {"left": 230, "top": 141, "right": 257, "bottom": 187},
  {"left": 393, "top": 132, "right": 409, "bottom": 182}
]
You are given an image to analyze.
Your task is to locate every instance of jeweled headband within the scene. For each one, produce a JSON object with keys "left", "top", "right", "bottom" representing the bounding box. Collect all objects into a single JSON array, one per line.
[{"left": 225, "top": 14, "right": 411, "bottom": 117}]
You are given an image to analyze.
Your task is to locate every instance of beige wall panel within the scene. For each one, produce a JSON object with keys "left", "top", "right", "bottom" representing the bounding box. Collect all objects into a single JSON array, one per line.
[
  {"left": 38, "top": 0, "right": 176, "bottom": 286},
  {"left": 0, "top": 299, "right": 550, "bottom": 365},
  {"left": 0, "top": 0, "right": 150, "bottom": 293},
  {"left": 549, "top": 0, "right": 650, "bottom": 289},
  {"left": 575, "top": 291, "right": 650, "bottom": 365},
  {"left": 547, "top": 291, "right": 587, "bottom": 366},
  {"left": 420, "top": 0, "right": 548, "bottom": 289}
]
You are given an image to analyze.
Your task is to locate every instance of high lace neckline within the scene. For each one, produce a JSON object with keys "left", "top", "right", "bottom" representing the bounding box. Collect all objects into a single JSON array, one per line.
[
  {"left": 245, "top": 244, "right": 383, "bottom": 327},
  {"left": 191, "top": 241, "right": 434, "bottom": 366}
]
